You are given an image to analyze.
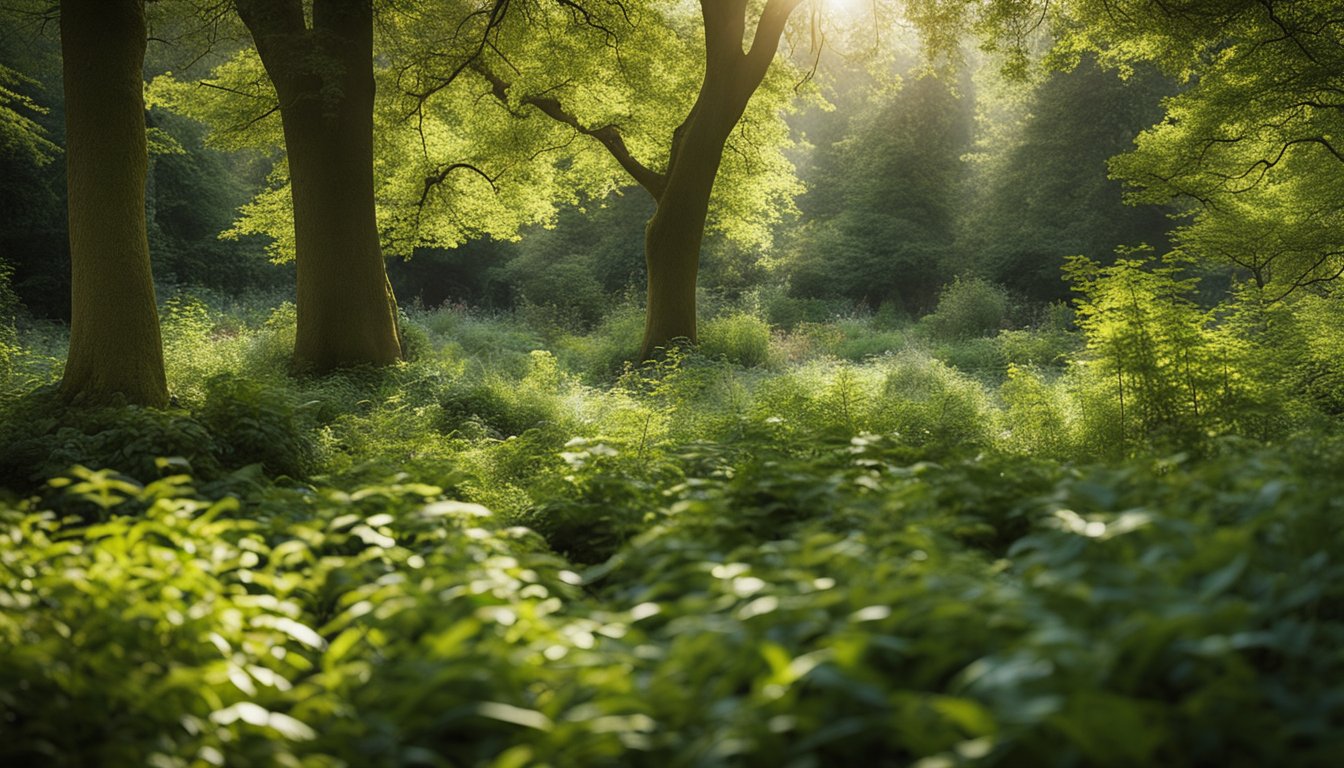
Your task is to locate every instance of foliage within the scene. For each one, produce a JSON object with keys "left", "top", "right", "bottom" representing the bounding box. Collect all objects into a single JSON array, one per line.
[
  {"left": 3, "top": 2, "right": 1344, "bottom": 762},
  {"left": 698, "top": 312, "right": 776, "bottom": 369},
  {"left": 1055, "top": 0, "right": 1344, "bottom": 299},
  {"left": 0, "top": 261, "right": 19, "bottom": 388},
  {"left": 921, "top": 276, "right": 1012, "bottom": 342},
  {"left": 0, "top": 62, "right": 58, "bottom": 166},
  {"left": 3, "top": 426, "right": 1343, "bottom": 765},
  {"left": 1065, "top": 252, "right": 1248, "bottom": 451},
  {"left": 197, "top": 374, "right": 318, "bottom": 478},
  {"left": 784, "top": 73, "right": 973, "bottom": 312},
  {"left": 960, "top": 57, "right": 1172, "bottom": 302}
]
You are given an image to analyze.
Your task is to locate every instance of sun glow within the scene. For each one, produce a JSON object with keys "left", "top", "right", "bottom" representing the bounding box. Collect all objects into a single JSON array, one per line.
[{"left": 823, "top": 0, "right": 868, "bottom": 19}]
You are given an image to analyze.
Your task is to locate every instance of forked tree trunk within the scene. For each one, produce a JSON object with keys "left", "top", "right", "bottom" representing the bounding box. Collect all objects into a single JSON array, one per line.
[
  {"left": 59, "top": 0, "right": 168, "bottom": 406},
  {"left": 637, "top": 0, "right": 804, "bottom": 359},
  {"left": 237, "top": 0, "right": 401, "bottom": 372},
  {"left": 480, "top": 0, "right": 801, "bottom": 360}
]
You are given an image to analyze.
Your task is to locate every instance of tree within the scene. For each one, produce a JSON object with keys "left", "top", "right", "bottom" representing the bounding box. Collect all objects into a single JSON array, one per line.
[
  {"left": 473, "top": 0, "right": 808, "bottom": 358},
  {"left": 160, "top": 0, "right": 1045, "bottom": 362},
  {"left": 58, "top": 0, "right": 167, "bottom": 406},
  {"left": 786, "top": 70, "right": 973, "bottom": 312},
  {"left": 150, "top": 0, "right": 626, "bottom": 366},
  {"left": 959, "top": 56, "right": 1171, "bottom": 303},
  {"left": 1054, "top": 0, "right": 1344, "bottom": 300},
  {"left": 232, "top": 0, "right": 402, "bottom": 372}
]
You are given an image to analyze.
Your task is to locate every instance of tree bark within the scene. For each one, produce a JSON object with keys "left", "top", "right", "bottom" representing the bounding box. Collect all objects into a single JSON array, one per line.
[
  {"left": 640, "top": 87, "right": 738, "bottom": 358},
  {"left": 236, "top": 0, "right": 401, "bottom": 373},
  {"left": 58, "top": 0, "right": 168, "bottom": 406}
]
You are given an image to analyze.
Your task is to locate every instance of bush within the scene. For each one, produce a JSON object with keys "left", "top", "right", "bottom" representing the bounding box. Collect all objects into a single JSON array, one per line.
[
  {"left": 921, "top": 276, "right": 1011, "bottom": 341},
  {"left": 397, "top": 311, "right": 433, "bottom": 362},
  {"left": 699, "top": 312, "right": 774, "bottom": 368},
  {"left": 932, "top": 336, "right": 1005, "bottom": 379},
  {"left": 997, "top": 364, "right": 1076, "bottom": 457},
  {"left": 2, "top": 286, "right": 1344, "bottom": 767},
  {"left": 197, "top": 374, "right": 317, "bottom": 478},
  {"left": 872, "top": 350, "right": 995, "bottom": 453},
  {"left": 756, "top": 285, "right": 847, "bottom": 329},
  {"left": 833, "top": 317, "right": 910, "bottom": 361},
  {"left": 995, "top": 306, "right": 1081, "bottom": 368},
  {"left": 558, "top": 303, "right": 644, "bottom": 382},
  {"left": 439, "top": 351, "right": 573, "bottom": 439},
  {"left": 0, "top": 390, "right": 221, "bottom": 489},
  {"left": 1065, "top": 253, "right": 1265, "bottom": 453}
]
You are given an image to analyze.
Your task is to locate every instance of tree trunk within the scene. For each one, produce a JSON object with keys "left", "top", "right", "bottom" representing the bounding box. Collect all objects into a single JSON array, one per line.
[
  {"left": 237, "top": 0, "right": 401, "bottom": 373},
  {"left": 58, "top": 0, "right": 168, "bottom": 406},
  {"left": 639, "top": 94, "right": 736, "bottom": 359}
]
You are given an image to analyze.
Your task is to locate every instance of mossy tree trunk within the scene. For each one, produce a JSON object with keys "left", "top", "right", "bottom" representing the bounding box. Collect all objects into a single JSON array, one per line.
[
  {"left": 236, "top": 0, "right": 401, "bottom": 373},
  {"left": 58, "top": 0, "right": 168, "bottom": 406}
]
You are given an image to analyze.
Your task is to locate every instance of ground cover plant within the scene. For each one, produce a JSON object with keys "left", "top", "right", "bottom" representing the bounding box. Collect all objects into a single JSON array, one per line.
[
  {"left": 2, "top": 0, "right": 1343, "bottom": 765},
  {"left": 2, "top": 292, "right": 1343, "bottom": 766}
]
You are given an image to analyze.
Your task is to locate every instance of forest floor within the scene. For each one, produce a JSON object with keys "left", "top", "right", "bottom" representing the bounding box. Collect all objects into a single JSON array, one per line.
[{"left": 1, "top": 293, "right": 1341, "bottom": 766}]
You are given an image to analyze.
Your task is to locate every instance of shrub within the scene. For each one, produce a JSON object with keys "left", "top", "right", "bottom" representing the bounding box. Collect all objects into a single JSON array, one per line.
[
  {"left": 833, "top": 317, "right": 910, "bottom": 361},
  {"left": 996, "top": 321, "right": 1080, "bottom": 369},
  {"left": 439, "top": 352, "right": 573, "bottom": 439},
  {"left": 0, "top": 390, "right": 221, "bottom": 489},
  {"left": 509, "top": 257, "right": 608, "bottom": 333},
  {"left": 699, "top": 312, "right": 774, "bottom": 368},
  {"left": 756, "top": 285, "right": 846, "bottom": 329},
  {"left": 872, "top": 350, "right": 994, "bottom": 453},
  {"left": 772, "top": 321, "right": 844, "bottom": 362},
  {"left": 997, "top": 364, "right": 1076, "bottom": 458},
  {"left": 559, "top": 303, "right": 644, "bottom": 382},
  {"left": 921, "top": 276, "right": 1011, "bottom": 341},
  {"left": 1066, "top": 252, "right": 1256, "bottom": 452},
  {"left": 932, "top": 336, "right": 1005, "bottom": 379},
  {"left": 197, "top": 374, "right": 317, "bottom": 478},
  {"left": 397, "top": 311, "right": 433, "bottom": 362}
]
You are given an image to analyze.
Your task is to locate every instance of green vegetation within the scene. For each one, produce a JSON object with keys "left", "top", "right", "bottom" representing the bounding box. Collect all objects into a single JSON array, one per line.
[
  {"left": 2, "top": 288, "right": 1343, "bottom": 764},
  {"left": 1, "top": 0, "right": 1342, "bottom": 764}
]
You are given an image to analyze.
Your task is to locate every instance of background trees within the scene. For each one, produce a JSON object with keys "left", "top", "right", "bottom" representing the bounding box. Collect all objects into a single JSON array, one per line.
[
  {"left": 959, "top": 57, "right": 1173, "bottom": 303},
  {"left": 783, "top": 70, "right": 973, "bottom": 314},
  {"left": 2, "top": 6, "right": 1344, "bottom": 764},
  {"left": 390, "top": 0, "right": 811, "bottom": 358},
  {"left": 1056, "top": 0, "right": 1344, "bottom": 300}
]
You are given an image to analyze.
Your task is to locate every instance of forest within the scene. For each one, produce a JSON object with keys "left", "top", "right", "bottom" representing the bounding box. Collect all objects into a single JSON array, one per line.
[{"left": 1, "top": 0, "right": 1342, "bottom": 764}]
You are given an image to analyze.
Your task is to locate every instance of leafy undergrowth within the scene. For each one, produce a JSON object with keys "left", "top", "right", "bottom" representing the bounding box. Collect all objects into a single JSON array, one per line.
[
  {"left": 1, "top": 295, "right": 1343, "bottom": 765},
  {"left": 2, "top": 437, "right": 1343, "bottom": 766}
]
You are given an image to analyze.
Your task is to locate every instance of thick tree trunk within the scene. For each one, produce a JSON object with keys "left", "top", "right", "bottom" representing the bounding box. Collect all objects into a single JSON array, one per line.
[
  {"left": 281, "top": 76, "right": 401, "bottom": 371},
  {"left": 58, "top": 0, "right": 168, "bottom": 406},
  {"left": 238, "top": 0, "right": 401, "bottom": 373},
  {"left": 639, "top": 96, "right": 736, "bottom": 359}
]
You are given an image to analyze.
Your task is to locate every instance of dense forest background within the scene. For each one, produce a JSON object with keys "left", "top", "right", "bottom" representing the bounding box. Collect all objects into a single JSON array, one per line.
[
  {"left": 2, "top": 1, "right": 1343, "bottom": 765},
  {"left": 1, "top": 19, "right": 1174, "bottom": 327}
]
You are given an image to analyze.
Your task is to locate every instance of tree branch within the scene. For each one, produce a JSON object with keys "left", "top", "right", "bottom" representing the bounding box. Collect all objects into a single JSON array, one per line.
[
  {"left": 476, "top": 65, "right": 667, "bottom": 199},
  {"left": 744, "top": 0, "right": 807, "bottom": 87},
  {"left": 419, "top": 162, "right": 499, "bottom": 210}
]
